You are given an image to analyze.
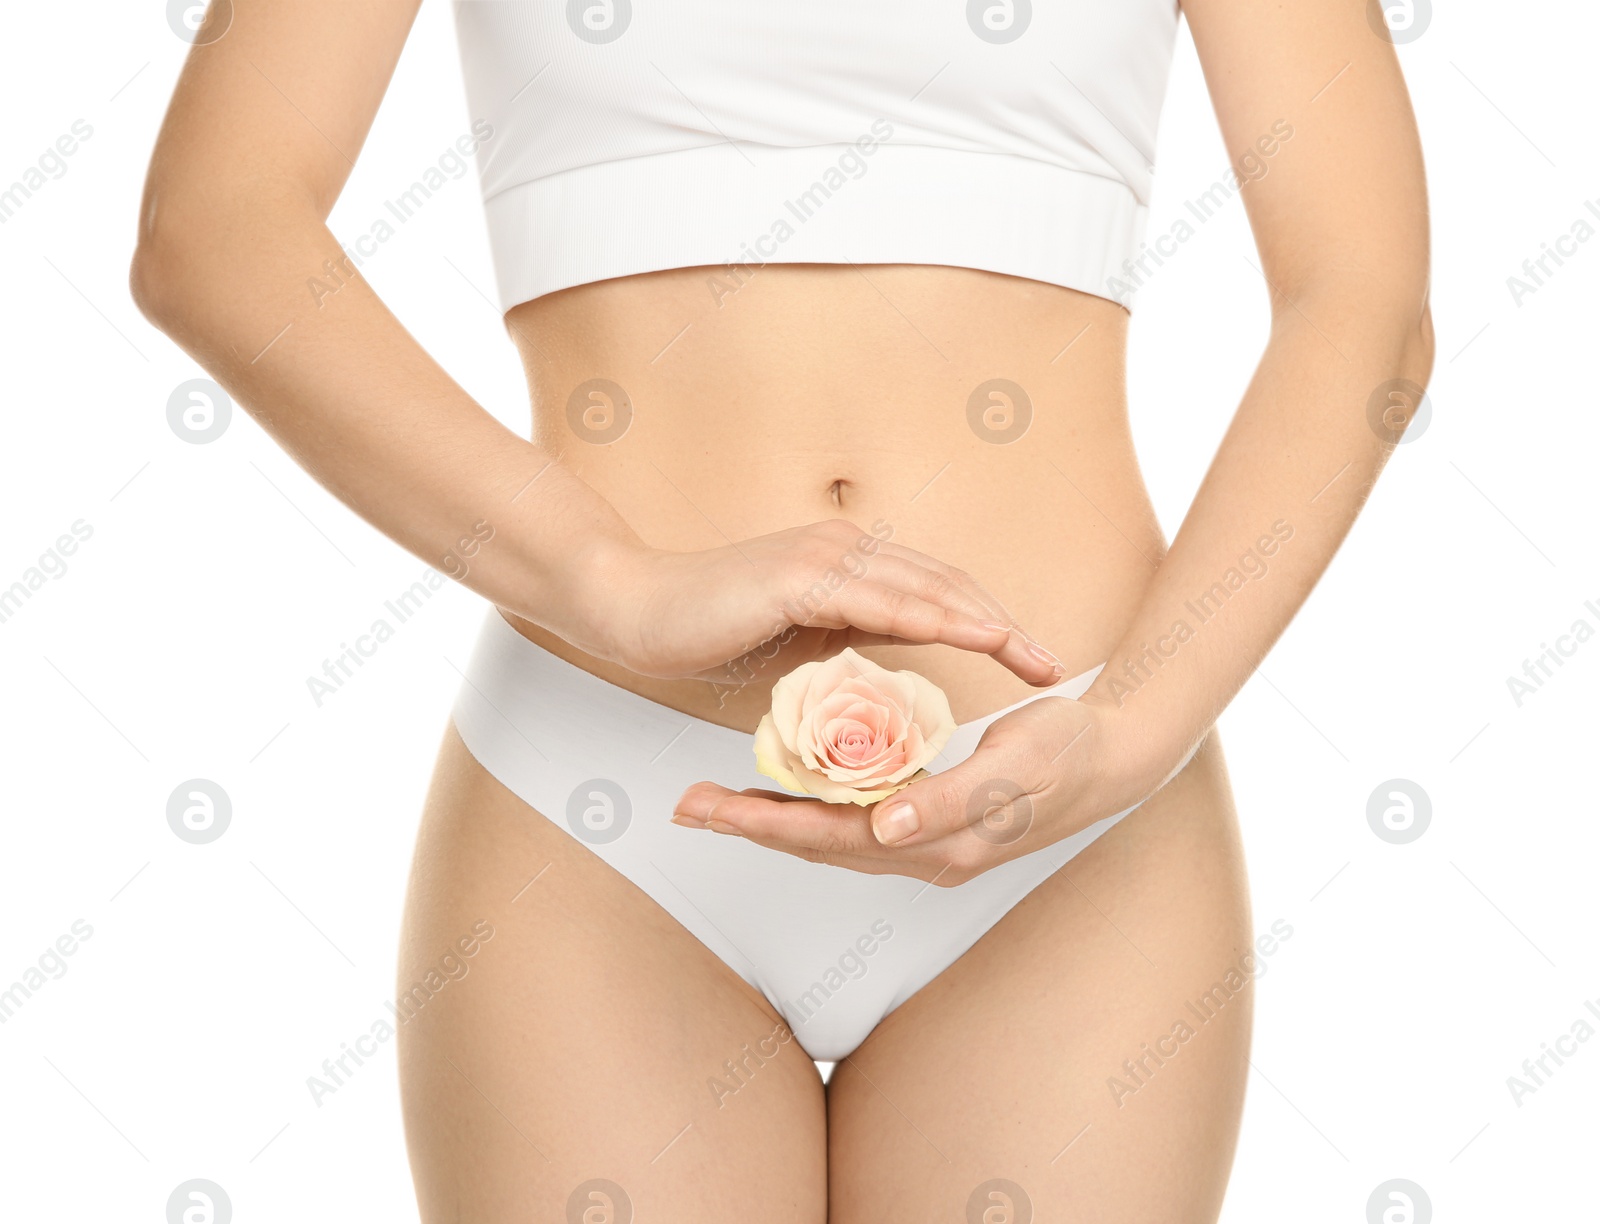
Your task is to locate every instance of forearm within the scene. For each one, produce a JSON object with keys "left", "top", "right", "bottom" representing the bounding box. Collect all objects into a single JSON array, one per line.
[
  {"left": 1081, "top": 288, "right": 1434, "bottom": 790},
  {"left": 131, "top": 203, "right": 642, "bottom": 657}
]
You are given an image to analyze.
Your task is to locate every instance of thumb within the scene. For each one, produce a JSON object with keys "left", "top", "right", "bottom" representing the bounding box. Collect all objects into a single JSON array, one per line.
[{"left": 870, "top": 738, "right": 1041, "bottom": 849}]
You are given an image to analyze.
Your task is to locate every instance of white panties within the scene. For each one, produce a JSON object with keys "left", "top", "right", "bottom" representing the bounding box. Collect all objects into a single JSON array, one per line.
[{"left": 451, "top": 607, "right": 1147, "bottom": 1062}]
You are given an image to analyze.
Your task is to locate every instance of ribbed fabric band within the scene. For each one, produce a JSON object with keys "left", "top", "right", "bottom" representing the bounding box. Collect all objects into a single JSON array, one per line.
[{"left": 482, "top": 142, "right": 1146, "bottom": 311}]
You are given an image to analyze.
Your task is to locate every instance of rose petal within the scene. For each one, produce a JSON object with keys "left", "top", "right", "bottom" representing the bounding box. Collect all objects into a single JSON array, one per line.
[
  {"left": 768, "top": 664, "right": 812, "bottom": 756},
  {"left": 753, "top": 714, "right": 807, "bottom": 795},
  {"left": 757, "top": 646, "right": 958, "bottom": 804}
]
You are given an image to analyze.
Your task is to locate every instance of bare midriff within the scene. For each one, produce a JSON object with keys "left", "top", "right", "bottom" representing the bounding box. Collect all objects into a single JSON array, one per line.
[{"left": 501, "top": 262, "right": 1169, "bottom": 735}]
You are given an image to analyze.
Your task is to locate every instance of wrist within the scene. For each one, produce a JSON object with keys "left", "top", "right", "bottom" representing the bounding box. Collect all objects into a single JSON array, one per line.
[
  {"left": 1077, "top": 688, "right": 1191, "bottom": 810},
  {"left": 467, "top": 498, "right": 651, "bottom": 666},
  {"left": 542, "top": 528, "right": 659, "bottom": 667}
]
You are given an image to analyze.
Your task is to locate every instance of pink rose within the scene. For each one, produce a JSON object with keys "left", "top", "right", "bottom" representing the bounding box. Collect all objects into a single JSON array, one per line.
[{"left": 753, "top": 647, "right": 957, "bottom": 806}]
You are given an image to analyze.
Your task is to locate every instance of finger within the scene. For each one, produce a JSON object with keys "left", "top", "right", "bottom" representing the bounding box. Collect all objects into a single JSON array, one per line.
[
  {"left": 983, "top": 624, "right": 1071, "bottom": 688},
  {"left": 671, "top": 781, "right": 793, "bottom": 820},
  {"left": 864, "top": 547, "right": 1075, "bottom": 688},
  {"left": 683, "top": 624, "right": 837, "bottom": 685},
  {"left": 674, "top": 783, "right": 873, "bottom": 848},
  {"left": 854, "top": 552, "right": 1069, "bottom": 686},
  {"left": 870, "top": 543, "right": 1061, "bottom": 672},
  {"left": 872, "top": 541, "right": 1014, "bottom": 624},
  {"left": 672, "top": 784, "right": 948, "bottom": 880},
  {"left": 829, "top": 552, "right": 996, "bottom": 622},
  {"left": 802, "top": 576, "right": 1003, "bottom": 652},
  {"left": 736, "top": 832, "right": 947, "bottom": 880},
  {"left": 724, "top": 622, "right": 1063, "bottom": 696},
  {"left": 868, "top": 732, "right": 1047, "bottom": 852},
  {"left": 776, "top": 534, "right": 1066, "bottom": 684},
  {"left": 813, "top": 573, "right": 1065, "bottom": 686}
]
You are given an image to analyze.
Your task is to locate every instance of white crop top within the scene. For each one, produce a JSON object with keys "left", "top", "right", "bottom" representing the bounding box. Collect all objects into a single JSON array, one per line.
[{"left": 451, "top": 0, "right": 1180, "bottom": 312}]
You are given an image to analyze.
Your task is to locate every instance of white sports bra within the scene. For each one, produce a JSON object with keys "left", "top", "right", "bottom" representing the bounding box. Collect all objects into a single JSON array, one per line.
[{"left": 451, "top": 0, "right": 1180, "bottom": 312}]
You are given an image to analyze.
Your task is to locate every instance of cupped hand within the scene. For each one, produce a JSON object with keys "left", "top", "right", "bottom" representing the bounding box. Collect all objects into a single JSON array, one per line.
[
  {"left": 670, "top": 692, "right": 1150, "bottom": 884},
  {"left": 594, "top": 518, "right": 1065, "bottom": 687}
]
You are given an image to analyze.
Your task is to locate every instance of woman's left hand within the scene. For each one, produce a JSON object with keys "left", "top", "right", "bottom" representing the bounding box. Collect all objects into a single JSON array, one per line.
[{"left": 671, "top": 695, "right": 1149, "bottom": 884}]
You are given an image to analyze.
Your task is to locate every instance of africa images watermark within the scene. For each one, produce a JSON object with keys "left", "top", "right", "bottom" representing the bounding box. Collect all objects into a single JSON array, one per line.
[
  {"left": 304, "top": 565, "right": 450, "bottom": 707},
  {"left": 0, "top": 119, "right": 93, "bottom": 225},
  {"left": 302, "top": 520, "right": 490, "bottom": 707},
  {"left": 1504, "top": 196, "right": 1600, "bottom": 307},
  {"left": 306, "top": 919, "right": 495, "bottom": 1106},
  {"left": 307, "top": 121, "right": 494, "bottom": 308},
  {"left": 0, "top": 519, "right": 94, "bottom": 628},
  {"left": 1503, "top": 596, "right": 1600, "bottom": 708},
  {"left": 707, "top": 918, "right": 895, "bottom": 1108},
  {"left": 783, "top": 918, "right": 896, "bottom": 1031},
  {"left": 1105, "top": 120, "right": 1294, "bottom": 305},
  {"left": 706, "top": 1019, "right": 798, "bottom": 1109},
  {"left": 0, "top": 919, "right": 95, "bottom": 1025},
  {"left": 1505, "top": 993, "right": 1600, "bottom": 1107},
  {"left": 1107, "top": 918, "right": 1294, "bottom": 1107},
  {"left": 705, "top": 118, "right": 896, "bottom": 307},
  {"left": 1102, "top": 519, "right": 1295, "bottom": 707}
]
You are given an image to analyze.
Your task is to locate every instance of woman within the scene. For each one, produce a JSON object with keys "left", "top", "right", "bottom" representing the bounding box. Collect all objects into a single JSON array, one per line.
[{"left": 132, "top": 0, "right": 1432, "bottom": 1218}]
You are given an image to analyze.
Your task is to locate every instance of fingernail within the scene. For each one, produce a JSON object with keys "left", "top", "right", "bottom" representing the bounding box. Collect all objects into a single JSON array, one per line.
[
  {"left": 979, "top": 619, "right": 1012, "bottom": 634},
  {"left": 1026, "top": 641, "right": 1061, "bottom": 668},
  {"left": 671, "top": 813, "right": 707, "bottom": 829},
  {"left": 706, "top": 819, "right": 742, "bottom": 836},
  {"left": 874, "top": 802, "right": 919, "bottom": 845}
]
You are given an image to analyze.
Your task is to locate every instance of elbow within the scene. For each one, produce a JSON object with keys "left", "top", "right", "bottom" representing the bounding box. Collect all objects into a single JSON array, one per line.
[
  {"left": 129, "top": 185, "right": 174, "bottom": 328},
  {"left": 128, "top": 243, "right": 170, "bottom": 331},
  {"left": 1410, "top": 297, "right": 1436, "bottom": 391},
  {"left": 129, "top": 183, "right": 237, "bottom": 335},
  {"left": 1380, "top": 289, "right": 1435, "bottom": 396},
  {"left": 132, "top": 183, "right": 323, "bottom": 342},
  {"left": 129, "top": 220, "right": 197, "bottom": 336},
  {"left": 1277, "top": 269, "right": 1436, "bottom": 389}
]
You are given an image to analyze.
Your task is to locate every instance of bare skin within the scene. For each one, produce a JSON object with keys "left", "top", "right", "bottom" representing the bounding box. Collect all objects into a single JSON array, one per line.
[
  {"left": 401, "top": 263, "right": 1253, "bottom": 1220},
  {"left": 400, "top": 721, "right": 1247, "bottom": 1222},
  {"left": 133, "top": 0, "right": 1431, "bottom": 1218},
  {"left": 504, "top": 262, "right": 1154, "bottom": 731}
]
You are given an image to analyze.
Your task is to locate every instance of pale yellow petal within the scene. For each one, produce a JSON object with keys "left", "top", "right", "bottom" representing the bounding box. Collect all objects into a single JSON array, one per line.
[
  {"left": 768, "top": 663, "right": 814, "bottom": 755},
  {"left": 753, "top": 714, "right": 806, "bottom": 795}
]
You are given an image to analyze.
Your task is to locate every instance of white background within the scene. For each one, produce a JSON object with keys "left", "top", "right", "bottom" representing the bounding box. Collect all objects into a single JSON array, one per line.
[{"left": 1, "top": 1, "right": 1595, "bottom": 1220}]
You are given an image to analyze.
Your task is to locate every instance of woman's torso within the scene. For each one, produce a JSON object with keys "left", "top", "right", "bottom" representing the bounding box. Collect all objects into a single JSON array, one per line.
[{"left": 502, "top": 262, "right": 1167, "bottom": 733}]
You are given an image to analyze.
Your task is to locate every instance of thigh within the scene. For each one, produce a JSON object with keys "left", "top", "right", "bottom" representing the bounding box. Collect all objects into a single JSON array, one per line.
[
  {"left": 826, "top": 734, "right": 1253, "bottom": 1223},
  {"left": 397, "top": 724, "right": 827, "bottom": 1223}
]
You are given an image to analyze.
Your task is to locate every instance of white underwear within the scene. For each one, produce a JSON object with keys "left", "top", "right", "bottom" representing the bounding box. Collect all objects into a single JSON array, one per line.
[{"left": 451, "top": 607, "right": 1148, "bottom": 1062}]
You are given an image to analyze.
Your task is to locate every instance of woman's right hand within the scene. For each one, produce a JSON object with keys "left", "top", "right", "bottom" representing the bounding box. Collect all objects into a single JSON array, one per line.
[{"left": 578, "top": 518, "right": 1067, "bottom": 686}]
